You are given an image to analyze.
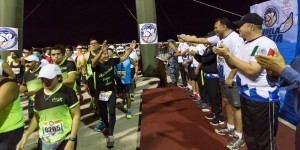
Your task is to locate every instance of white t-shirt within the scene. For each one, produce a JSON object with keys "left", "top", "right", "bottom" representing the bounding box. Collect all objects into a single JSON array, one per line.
[
  {"left": 207, "top": 35, "right": 219, "bottom": 45},
  {"left": 129, "top": 49, "right": 139, "bottom": 68},
  {"left": 188, "top": 46, "right": 196, "bottom": 67},
  {"left": 177, "top": 42, "right": 189, "bottom": 63},
  {"left": 192, "top": 44, "right": 206, "bottom": 67},
  {"left": 208, "top": 32, "right": 244, "bottom": 81},
  {"left": 236, "top": 36, "right": 279, "bottom": 102}
]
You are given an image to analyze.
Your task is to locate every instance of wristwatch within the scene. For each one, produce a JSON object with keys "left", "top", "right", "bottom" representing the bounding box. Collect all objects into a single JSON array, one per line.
[{"left": 69, "top": 137, "right": 76, "bottom": 141}]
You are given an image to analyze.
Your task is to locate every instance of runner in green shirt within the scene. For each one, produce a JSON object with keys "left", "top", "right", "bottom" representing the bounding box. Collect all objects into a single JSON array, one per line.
[
  {"left": 0, "top": 77, "right": 24, "bottom": 150},
  {"left": 16, "top": 64, "right": 80, "bottom": 150}
]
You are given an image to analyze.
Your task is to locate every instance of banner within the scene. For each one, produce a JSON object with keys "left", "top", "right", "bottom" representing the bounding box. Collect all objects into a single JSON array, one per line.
[
  {"left": 251, "top": 0, "right": 299, "bottom": 125},
  {"left": 139, "top": 23, "right": 158, "bottom": 44},
  {"left": 0, "top": 27, "right": 18, "bottom": 51}
]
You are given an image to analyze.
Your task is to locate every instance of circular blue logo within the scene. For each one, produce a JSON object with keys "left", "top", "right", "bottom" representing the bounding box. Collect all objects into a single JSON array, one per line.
[
  {"left": 0, "top": 28, "right": 18, "bottom": 50},
  {"left": 140, "top": 24, "right": 157, "bottom": 44},
  {"left": 264, "top": 7, "right": 278, "bottom": 27}
]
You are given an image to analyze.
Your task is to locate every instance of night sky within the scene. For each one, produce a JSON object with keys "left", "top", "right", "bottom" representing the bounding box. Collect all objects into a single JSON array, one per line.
[{"left": 23, "top": 0, "right": 267, "bottom": 48}]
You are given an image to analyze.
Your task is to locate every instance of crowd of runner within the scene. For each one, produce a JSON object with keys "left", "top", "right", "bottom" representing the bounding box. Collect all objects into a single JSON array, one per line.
[
  {"left": 0, "top": 38, "right": 140, "bottom": 149},
  {"left": 1, "top": 12, "right": 299, "bottom": 150}
]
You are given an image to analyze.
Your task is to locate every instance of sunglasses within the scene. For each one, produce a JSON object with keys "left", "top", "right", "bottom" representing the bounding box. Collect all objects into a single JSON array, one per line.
[{"left": 25, "top": 60, "right": 33, "bottom": 63}]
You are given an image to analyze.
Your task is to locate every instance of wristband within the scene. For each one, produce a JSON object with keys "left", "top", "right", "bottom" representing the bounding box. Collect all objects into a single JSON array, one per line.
[{"left": 69, "top": 137, "right": 76, "bottom": 141}]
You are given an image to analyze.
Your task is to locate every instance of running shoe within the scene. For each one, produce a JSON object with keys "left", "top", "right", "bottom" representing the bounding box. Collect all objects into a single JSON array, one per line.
[
  {"left": 205, "top": 113, "right": 216, "bottom": 120},
  {"left": 126, "top": 109, "right": 132, "bottom": 119},
  {"left": 200, "top": 102, "right": 210, "bottom": 112},
  {"left": 226, "top": 135, "right": 245, "bottom": 150},
  {"left": 210, "top": 117, "right": 225, "bottom": 126},
  {"left": 215, "top": 128, "right": 235, "bottom": 136},
  {"left": 130, "top": 93, "right": 135, "bottom": 101},
  {"left": 94, "top": 120, "right": 104, "bottom": 132},
  {"left": 107, "top": 136, "right": 114, "bottom": 148},
  {"left": 178, "top": 84, "right": 187, "bottom": 88}
]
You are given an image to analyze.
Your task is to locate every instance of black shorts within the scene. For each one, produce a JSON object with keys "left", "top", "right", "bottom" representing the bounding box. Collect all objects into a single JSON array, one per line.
[
  {"left": 116, "top": 84, "right": 131, "bottom": 94},
  {"left": 0, "top": 126, "right": 24, "bottom": 150},
  {"left": 187, "top": 67, "right": 197, "bottom": 80}
]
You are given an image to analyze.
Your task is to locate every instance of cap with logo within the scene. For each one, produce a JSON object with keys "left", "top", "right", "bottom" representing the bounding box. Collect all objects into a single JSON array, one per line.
[
  {"left": 233, "top": 13, "right": 263, "bottom": 26},
  {"left": 38, "top": 64, "right": 62, "bottom": 79},
  {"left": 116, "top": 46, "right": 125, "bottom": 53},
  {"left": 25, "top": 54, "right": 40, "bottom": 62}
]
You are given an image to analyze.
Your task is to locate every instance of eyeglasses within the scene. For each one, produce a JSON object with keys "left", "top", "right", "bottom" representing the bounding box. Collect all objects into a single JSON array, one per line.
[{"left": 25, "top": 60, "right": 33, "bottom": 63}]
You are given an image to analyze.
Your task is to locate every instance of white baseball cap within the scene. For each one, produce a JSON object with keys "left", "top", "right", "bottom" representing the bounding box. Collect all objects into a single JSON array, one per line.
[
  {"left": 116, "top": 46, "right": 125, "bottom": 53},
  {"left": 25, "top": 54, "right": 40, "bottom": 62},
  {"left": 38, "top": 64, "right": 62, "bottom": 79},
  {"left": 108, "top": 45, "right": 115, "bottom": 50}
]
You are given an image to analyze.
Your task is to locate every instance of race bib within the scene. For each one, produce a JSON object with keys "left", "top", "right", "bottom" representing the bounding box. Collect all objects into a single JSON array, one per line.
[
  {"left": 12, "top": 68, "right": 20, "bottom": 74},
  {"left": 99, "top": 91, "right": 112, "bottom": 101},
  {"left": 117, "top": 71, "right": 126, "bottom": 79},
  {"left": 41, "top": 119, "right": 64, "bottom": 138}
]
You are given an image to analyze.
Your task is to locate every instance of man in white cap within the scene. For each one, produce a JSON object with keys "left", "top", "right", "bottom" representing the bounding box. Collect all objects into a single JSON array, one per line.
[
  {"left": 115, "top": 45, "right": 138, "bottom": 119},
  {"left": 17, "top": 64, "right": 80, "bottom": 150},
  {"left": 19, "top": 54, "right": 42, "bottom": 120}
]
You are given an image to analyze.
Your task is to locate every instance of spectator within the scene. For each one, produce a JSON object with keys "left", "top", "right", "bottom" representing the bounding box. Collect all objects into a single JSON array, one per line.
[
  {"left": 256, "top": 50, "right": 300, "bottom": 150},
  {"left": 213, "top": 13, "right": 280, "bottom": 150}
]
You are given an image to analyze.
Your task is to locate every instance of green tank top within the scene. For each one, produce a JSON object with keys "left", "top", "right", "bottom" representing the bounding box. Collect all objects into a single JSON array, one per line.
[{"left": 0, "top": 96, "right": 24, "bottom": 133}]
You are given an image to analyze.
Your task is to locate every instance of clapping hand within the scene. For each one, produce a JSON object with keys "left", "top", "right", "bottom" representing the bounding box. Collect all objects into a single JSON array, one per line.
[{"left": 255, "top": 50, "right": 286, "bottom": 76}]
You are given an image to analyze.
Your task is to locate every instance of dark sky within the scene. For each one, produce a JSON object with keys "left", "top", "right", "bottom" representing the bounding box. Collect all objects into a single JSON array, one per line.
[{"left": 23, "top": 0, "right": 266, "bottom": 48}]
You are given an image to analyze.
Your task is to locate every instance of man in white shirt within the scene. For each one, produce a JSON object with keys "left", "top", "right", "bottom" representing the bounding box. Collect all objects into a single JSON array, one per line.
[
  {"left": 177, "top": 34, "right": 189, "bottom": 88},
  {"left": 180, "top": 17, "right": 245, "bottom": 149}
]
